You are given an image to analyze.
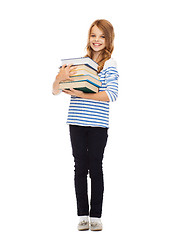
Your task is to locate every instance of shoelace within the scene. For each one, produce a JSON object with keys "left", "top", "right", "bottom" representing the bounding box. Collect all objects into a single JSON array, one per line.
[
  {"left": 90, "top": 222, "right": 101, "bottom": 227},
  {"left": 79, "top": 220, "right": 89, "bottom": 226}
]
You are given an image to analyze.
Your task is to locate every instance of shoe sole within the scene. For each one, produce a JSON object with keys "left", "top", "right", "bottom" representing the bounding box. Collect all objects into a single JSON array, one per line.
[
  {"left": 90, "top": 228, "right": 102, "bottom": 231},
  {"left": 78, "top": 228, "right": 89, "bottom": 231}
]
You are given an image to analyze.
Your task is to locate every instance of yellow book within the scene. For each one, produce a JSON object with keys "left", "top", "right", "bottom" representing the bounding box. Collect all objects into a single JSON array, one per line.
[
  {"left": 70, "top": 75, "right": 102, "bottom": 87},
  {"left": 71, "top": 65, "right": 98, "bottom": 79}
]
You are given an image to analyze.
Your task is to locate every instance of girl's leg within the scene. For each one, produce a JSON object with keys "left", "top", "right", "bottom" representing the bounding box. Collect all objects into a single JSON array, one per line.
[
  {"left": 87, "top": 127, "right": 108, "bottom": 218},
  {"left": 69, "top": 125, "right": 89, "bottom": 216}
]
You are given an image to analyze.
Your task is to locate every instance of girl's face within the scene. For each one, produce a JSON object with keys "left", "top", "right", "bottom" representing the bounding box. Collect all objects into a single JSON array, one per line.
[{"left": 89, "top": 25, "right": 106, "bottom": 53}]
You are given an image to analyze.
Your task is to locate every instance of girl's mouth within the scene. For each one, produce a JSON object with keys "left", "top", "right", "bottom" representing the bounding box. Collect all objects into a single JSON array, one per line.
[{"left": 93, "top": 43, "right": 102, "bottom": 46}]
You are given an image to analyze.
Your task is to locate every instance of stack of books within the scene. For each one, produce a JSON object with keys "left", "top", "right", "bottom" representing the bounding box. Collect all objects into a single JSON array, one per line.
[{"left": 59, "top": 57, "right": 102, "bottom": 93}]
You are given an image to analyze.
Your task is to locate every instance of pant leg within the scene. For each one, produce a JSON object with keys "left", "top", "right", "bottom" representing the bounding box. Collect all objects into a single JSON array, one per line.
[
  {"left": 69, "top": 125, "right": 89, "bottom": 216},
  {"left": 87, "top": 127, "right": 108, "bottom": 218}
]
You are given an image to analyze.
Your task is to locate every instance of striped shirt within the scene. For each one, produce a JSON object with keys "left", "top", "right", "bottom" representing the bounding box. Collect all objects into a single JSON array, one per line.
[{"left": 66, "top": 58, "right": 119, "bottom": 128}]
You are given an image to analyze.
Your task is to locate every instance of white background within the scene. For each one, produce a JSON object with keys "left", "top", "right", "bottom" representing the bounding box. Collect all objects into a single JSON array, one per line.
[{"left": 0, "top": 0, "right": 184, "bottom": 239}]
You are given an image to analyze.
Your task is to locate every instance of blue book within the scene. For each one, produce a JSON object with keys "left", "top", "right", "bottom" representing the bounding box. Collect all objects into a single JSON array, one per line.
[{"left": 59, "top": 80, "right": 99, "bottom": 93}]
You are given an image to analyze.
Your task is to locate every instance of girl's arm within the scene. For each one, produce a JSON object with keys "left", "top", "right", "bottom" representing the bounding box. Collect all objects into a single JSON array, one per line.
[
  {"left": 83, "top": 91, "right": 110, "bottom": 101},
  {"left": 62, "top": 89, "right": 110, "bottom": 102},
  {"left": 62, "top": 59, "right": 119, "bottom": 102},
  {"left": 63, "top": 62, "right": 119, "bottom": 102},
  {"left": 52, "top": 77, "right": 61, "bottom": 95}
]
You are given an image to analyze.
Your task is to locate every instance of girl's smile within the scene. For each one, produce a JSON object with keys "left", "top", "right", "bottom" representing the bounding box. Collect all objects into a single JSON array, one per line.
[{"left": 92, "top": 42, "right": 103, "bottom": 50}]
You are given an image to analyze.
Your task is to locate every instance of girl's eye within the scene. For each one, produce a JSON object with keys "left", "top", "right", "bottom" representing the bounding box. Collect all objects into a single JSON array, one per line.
[{"left": 90, "top": 34, "right": 105, "bottom": 38}]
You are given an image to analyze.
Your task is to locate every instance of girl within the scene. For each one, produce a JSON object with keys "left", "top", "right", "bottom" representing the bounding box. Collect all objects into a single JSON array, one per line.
[{"left": 52, "top": 19, "right": 119, "bottom": 231}]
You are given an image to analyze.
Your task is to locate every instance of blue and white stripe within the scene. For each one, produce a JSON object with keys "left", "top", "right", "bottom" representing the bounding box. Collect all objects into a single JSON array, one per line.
[{"left": 66, "top": 58, "right": 119, "bottom": 128}]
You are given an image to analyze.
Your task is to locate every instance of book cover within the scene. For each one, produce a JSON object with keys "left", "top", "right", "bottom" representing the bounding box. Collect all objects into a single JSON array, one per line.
[
  {"left": 61, "top": 57, "right": 98, "bottom": 71},
  {"left": 59, "top": 80, "right": 99, "bottom": 93}
]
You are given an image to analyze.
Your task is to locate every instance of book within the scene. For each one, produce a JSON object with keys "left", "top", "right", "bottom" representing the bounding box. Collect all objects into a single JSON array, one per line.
[
  {"left": 59, "top": 57, "right": 101, "bottom": 93},
  {"left": 61, "top": 57, "right": 98, "bottom": 71},
  {"left": 69, "top": 65, "right": 100, "bottom": 87},
  {"left": 70, "top": 65, "right": 98, "bottom": 77},
  {"left": 59, "top": 80, "right": 99, "bottom": 93},
  {"left": 70, "top": 75, "right": 102, "bottom": 87}
]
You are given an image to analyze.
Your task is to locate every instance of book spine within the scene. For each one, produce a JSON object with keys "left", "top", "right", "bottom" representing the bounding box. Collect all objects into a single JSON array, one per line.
[{"left": 60, "top": 79, "right": 101, "bottom": 88}]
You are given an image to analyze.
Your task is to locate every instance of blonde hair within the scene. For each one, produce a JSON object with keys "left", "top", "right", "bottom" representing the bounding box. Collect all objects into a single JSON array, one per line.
[{"left": 85, "top": 19, "right": 115, "bottom": 72}]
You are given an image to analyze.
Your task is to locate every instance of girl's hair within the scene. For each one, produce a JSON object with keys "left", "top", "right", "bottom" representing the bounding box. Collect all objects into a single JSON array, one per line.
[{"left": 85, "top": 19, "right": 115, "bottom": 72}]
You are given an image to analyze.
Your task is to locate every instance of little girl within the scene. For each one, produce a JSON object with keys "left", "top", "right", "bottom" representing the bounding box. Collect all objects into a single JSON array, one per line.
[{"left": 52, "top": 19, "right": 119, "bottom": 231}]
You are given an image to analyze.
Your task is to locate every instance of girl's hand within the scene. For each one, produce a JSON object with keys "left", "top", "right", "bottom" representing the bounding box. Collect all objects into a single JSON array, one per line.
[
  {"left": 52, "top": 65, "right": 77, "bottom": 95},
  {"left": 56, "top": 64, "right": 77, "bottom": 82},
  {"left": 62, "top": 88, "right": 84, "bottom": 98}
]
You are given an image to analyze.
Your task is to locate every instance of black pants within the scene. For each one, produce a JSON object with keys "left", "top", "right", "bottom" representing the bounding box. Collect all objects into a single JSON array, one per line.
[{"left": 69, "top": 125, "right": 108, "bottom": 218}]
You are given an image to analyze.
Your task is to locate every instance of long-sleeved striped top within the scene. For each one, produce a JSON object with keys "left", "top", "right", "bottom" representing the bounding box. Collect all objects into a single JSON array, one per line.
[{"left": 66, "top": 58, "right": 119, "bottom": 128}]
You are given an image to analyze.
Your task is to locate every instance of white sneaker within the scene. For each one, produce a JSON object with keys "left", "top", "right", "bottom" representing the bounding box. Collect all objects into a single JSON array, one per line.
[
  {"left": 78, "top": 220, "right": 89, "bottom": 231},
  {"left": 90, "top": 221, "right": 103, "bottom": 231}
]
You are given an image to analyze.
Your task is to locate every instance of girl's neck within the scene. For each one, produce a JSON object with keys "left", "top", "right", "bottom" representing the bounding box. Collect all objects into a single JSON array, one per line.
[{"left": 92, "top": 51, "right": 102, "bottom": 63}]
